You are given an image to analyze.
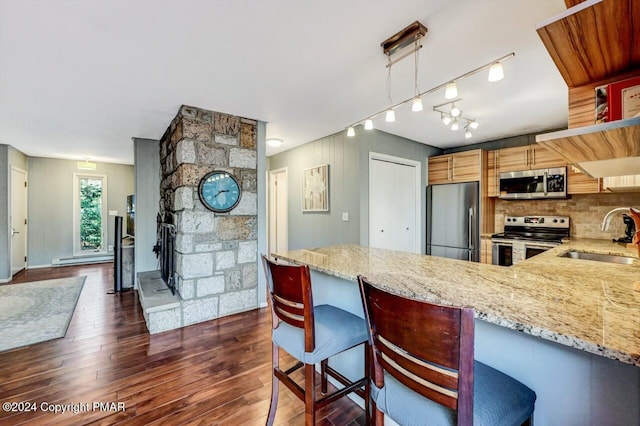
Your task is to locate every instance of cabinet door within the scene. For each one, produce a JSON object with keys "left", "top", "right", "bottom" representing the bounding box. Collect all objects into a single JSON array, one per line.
[
  {"left": 497, "top": 146, "right": 530, "bottom": 173},
  {"left": 428, "top": 155, "right": 452, "bottom": 184},
  {"left": 487, "top": 150, "right": 498, "bottom": 197},
  {"left": 568, "top": 168, "right": 601, "bottom": 194},
  {"left": 451, "top": 150, "right": 481, "bottom": 182},
  {"left": 530, "top": 145, "right": 566, "bottom": 169}
]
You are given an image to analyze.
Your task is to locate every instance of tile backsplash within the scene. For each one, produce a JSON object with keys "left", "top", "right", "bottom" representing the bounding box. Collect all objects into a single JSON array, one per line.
[{"left": 495, "top": 192, "right": 640, "bottom": 240}]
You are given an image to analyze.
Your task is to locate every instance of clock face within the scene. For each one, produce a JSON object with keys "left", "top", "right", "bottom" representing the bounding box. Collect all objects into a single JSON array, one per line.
[{"left": 198, "top": 171, "right": 241, "bottom": 213}]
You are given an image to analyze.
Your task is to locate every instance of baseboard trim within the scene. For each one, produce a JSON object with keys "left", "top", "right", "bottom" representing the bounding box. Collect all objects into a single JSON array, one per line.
[{"left": 52, "top": 255, "right": 114, "bottom": 266}]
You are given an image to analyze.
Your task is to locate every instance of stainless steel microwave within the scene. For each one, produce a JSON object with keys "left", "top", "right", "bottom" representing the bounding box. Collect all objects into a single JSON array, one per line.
[{"left": 498, "top": 167, "right": 566, "bottom": 199}]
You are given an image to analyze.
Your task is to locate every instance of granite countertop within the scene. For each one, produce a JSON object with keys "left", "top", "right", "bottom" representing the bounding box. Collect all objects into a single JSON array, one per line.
[{"left": 273, "top": 239, "right": 640, "bottom": 367}]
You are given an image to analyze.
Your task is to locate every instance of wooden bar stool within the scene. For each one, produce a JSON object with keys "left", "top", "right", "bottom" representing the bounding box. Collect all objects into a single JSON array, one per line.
[
  {"left": 358, "top": 275, "right": 536, "bottom": 426},
  {"left": 262, "top": 255, "right": 369, "bottom": 425}
]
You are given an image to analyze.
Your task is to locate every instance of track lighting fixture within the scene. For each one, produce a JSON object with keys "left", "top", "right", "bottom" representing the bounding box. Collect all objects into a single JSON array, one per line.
[
  {"left": 450, "top": 119, "right": 459, "bottom": 131},
  {"left": 342, "top": 22, "right": 514, "bottom": 136}
]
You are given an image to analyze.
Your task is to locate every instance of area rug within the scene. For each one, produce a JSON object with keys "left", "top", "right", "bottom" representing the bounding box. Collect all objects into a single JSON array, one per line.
[{"left": 0, "top": 276, "right": 86, "bottom": 352}]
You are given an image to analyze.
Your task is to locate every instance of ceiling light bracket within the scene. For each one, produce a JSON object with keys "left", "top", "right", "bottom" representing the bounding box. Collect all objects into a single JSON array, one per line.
[{"left": 381, "top": 21, "right": 427, "bottom": 66}]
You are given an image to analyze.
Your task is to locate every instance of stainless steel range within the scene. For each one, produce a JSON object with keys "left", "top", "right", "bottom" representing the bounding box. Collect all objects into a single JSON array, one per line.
[{"left": 491, "top": 215, "right": 569, "bottom": 266}]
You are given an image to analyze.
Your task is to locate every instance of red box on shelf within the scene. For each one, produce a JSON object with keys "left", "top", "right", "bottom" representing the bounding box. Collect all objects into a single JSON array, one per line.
[{"left": 607, "top": 76, "right": 640, "bottom": 121}]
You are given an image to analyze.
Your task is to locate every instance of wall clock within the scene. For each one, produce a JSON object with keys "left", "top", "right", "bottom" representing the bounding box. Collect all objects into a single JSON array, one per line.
[{"left": 198, "top": 171, "right": 242, "bottom": 213}]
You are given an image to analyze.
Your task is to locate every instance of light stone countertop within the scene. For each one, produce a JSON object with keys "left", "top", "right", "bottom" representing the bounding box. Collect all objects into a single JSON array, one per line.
[{"left": 273, "top": 239, "right": 640, "bottom": 367}]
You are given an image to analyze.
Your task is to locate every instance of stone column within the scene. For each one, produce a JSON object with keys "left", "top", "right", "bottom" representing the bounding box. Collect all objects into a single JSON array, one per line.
[{"left": 159, "top": 105, "right": 258, "bottom": 326}]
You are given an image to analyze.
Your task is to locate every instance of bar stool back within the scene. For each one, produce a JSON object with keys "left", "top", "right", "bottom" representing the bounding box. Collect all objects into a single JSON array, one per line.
[
  {"left": 358, "top": 275, "right": 536, "bottom": 426},
  {"left": 263, "top": 255, "right": 369, "bottom": 425}
]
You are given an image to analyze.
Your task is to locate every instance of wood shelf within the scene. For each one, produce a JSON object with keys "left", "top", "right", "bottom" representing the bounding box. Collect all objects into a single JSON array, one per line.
[
  {"left": 536, "top": 117, "right": 640, "bottom": 177},
  {"left": 536, "top": 0, "right": 640, "bottom": 88}
]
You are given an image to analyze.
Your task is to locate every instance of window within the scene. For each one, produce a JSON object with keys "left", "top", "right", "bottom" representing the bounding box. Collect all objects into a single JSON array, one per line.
[{"left": 73, "top": 174, "right": 108, "bottom": 254}]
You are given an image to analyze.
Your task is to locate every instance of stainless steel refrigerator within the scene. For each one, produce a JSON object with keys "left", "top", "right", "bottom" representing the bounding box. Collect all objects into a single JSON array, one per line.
[{"left": 427, "top": 182, "right": 480, "bottom": 262}]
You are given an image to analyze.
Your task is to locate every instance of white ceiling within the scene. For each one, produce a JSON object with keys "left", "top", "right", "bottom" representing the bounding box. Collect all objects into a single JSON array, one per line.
[{"left": 0, "top": 0, "right": 569, "bottom": 165}]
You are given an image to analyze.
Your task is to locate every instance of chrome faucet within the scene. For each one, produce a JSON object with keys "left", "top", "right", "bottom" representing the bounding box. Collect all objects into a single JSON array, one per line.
[{"left": 601, "top": 207, "right": 632, "bottom": 231}]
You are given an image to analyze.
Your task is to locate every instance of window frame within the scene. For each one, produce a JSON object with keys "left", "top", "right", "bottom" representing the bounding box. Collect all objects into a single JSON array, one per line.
[{"left": 72, "top": 173, "right": 108, "bottom": 255}]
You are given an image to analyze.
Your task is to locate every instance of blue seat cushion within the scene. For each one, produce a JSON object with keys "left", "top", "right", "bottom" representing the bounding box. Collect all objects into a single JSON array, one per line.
[
  {"left": 272, "top": 304, "right": 368, "bottom": 365},
  {"left": 372, "top": 360, "right": 536, "bottom": 426}
]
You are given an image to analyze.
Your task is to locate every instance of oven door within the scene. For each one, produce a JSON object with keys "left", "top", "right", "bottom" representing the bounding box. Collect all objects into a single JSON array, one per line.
[
  {"left": 492, "top": 240, "right": 513, "bottom": 266},
  {"left": 523, "top": 242, "right": 558, "bottom": 260}
]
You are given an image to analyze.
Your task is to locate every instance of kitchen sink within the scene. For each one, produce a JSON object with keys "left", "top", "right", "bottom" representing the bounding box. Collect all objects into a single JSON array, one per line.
[{"left": 558, "top": 250, "right": 635, "bottom": 265}]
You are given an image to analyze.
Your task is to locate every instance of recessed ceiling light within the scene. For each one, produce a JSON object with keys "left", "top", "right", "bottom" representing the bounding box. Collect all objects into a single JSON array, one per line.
[{"left": 266, "top": 138, "right": 284, "bottom": 147}]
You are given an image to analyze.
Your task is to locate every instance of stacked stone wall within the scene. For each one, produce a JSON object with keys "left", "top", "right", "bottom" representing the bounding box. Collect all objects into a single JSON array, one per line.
[{"left": 158, "top": 105, "right": 258, "bottom": 326}]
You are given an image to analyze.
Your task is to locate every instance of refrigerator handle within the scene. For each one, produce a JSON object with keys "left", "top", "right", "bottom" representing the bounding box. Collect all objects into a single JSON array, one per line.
[{"left": 468, "top": 207, "right": 474, "bottom": 250}]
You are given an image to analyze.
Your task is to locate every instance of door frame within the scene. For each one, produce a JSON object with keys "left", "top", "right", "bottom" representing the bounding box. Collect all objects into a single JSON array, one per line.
[
  {"left": 267, "top": 167, "right": 288, "bottom": 255},
  {"left": 10, "top": 166, "right": 28, "bottom": 276},
  {"left": 368, "top": 152, "right": 421, "bottom": 253}
]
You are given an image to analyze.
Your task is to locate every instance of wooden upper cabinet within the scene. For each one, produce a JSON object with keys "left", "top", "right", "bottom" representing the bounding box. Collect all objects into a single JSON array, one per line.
[
  {"left": 428, "top": 156, "right": 452, "bottom": 184},
  {"left": 535, "top": 0, "right": 640, "bottom": 88},
  {"left": 487, "top": 150, "right": 498, "bottom": 197},
  {"left": 496, "top": 145, "right": 565, "bottom": 173},
  {"left": 567, "top": 167, "right": 601, "bottom": 194},
  {"left": 451, "top": 150, "right": 482, "bottom": 182},
  {"left": 428, "top": 149, "right": 481, "bottom": 184}
]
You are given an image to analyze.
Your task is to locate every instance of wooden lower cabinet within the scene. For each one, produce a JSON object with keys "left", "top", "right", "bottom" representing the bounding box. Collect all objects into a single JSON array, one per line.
[{"left": 481, "top": 237, "right": 493, "bottom": 265}]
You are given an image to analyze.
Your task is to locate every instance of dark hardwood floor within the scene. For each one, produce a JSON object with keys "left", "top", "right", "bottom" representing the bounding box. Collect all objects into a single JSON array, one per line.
[{"left": 0, "top": 264, "right": 366, "bottom": 425}]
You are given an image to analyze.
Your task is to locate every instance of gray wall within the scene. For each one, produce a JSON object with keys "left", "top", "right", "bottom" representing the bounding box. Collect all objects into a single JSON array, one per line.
[
  {"left": 27, "top": 157, "right": 134, "bottom": 267},
  {"left": 268, "top": 129, "right": 440, "bottom": 251},
  {"left": 0, "top": 145, "right": 8, "bottom": 280},
  {"left": 0, "top": 145, "right": 28, "bottom": 281},
  {"left": 269, "top": 131, "right": 361, "bottom": 250},
  {"left": 133, "top": 138, "right": 161, "bottom": 276}
]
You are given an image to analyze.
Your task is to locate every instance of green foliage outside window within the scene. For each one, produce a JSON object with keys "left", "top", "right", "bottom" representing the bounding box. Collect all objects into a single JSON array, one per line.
[{"left": 80, "top": 178, "right": 103, "bottom": 251}]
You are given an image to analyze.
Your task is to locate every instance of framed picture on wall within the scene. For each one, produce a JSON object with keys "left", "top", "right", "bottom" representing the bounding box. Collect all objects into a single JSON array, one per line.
[{"left": 302, "top": 164, "right": 329, "bottom": 212}]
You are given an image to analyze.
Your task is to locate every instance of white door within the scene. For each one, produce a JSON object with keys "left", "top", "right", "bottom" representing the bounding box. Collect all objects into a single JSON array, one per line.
[
  {"left": 369, "top": 154, "right": 420, "bottom": 253},
  {"left": 268, "top": 168, "right": 288, "bottom": 254},
  {"left": 10, "top": 167, "right": 27, "bottom": 275}
]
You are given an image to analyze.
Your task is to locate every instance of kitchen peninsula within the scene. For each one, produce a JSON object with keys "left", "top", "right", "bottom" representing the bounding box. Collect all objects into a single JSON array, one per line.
[{"left": 274, "top": 242, "right": 640, "bottom": 425}]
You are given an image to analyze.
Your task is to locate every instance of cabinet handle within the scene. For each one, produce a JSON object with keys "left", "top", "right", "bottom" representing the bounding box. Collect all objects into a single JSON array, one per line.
[
  {"left": 495, "top": 152, "right": 499, "bottom": 194},
  {"left": 452, "top": 157, "right": 455, "bottom": 180},
  {"left": 532, "top": 148, "right": 536, "bottom": 165},
  {"left": 448, "top": 157, "right": 452, "bottom": 181}
]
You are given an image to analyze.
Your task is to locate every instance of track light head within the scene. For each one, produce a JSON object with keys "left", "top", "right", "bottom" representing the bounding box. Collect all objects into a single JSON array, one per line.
[
  {"left": 450, "top": 105, "right": 461, "bottom": 117},
  {"left": 444, "top": 82, "right": 458, "bottom": 99},
  {"left": 488, "top": 62, "right": 504, "bottom": 82},
  {"left": 468, "top": 120, "right": 479, "bottom": 129},
  {"left": 441, "top": 112, "right": 452, "bottom": 126},
  {"left": 347, "top": 127, "right": 355, "bottom": 137},
  {"left": 450, "top": 119, "right": 459, "bottom": 131},
  {"left": 385, "top": 109, "right": 396, "bottom": 122},
  {"left": 364, "top": 119, "right": 374, "bottom": 130},
  {"left": 411, "top": 97, "right": 423, "bottom": 112}
]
